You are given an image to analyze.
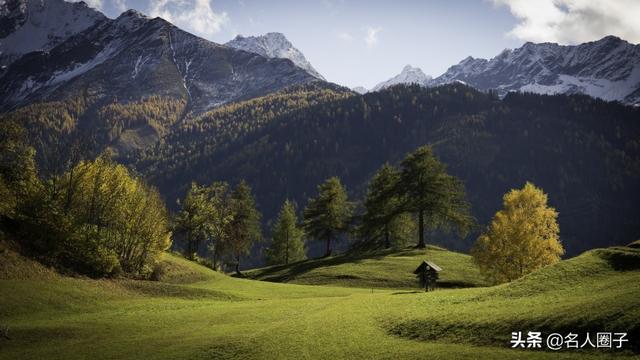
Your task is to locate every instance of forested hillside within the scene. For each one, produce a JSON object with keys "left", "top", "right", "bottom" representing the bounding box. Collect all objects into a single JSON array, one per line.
[
  {"left": 2, "top": 81, "right": 639, "bottom": 257},
  {"left": 135, "top": 83, "right": 640, "bottom": 256}
]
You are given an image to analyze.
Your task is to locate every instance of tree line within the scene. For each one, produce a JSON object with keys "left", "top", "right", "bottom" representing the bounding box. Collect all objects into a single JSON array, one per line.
[
  {"left": 173, "top": 145, "right": 473, "bottom": 267},
  {"left": 1, "top": 117, "right": 565, "bottom": 284}
]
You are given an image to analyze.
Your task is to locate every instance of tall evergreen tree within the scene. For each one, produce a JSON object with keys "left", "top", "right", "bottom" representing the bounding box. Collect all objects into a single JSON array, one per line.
[
  {"left": 303, "top": 177, "right": 353, "bottom": 257},
  {"left": 360, "top": 163, "right": 403, "bottom": 248},
  {"left": 228, "top": 180, "right": 262, "bottom": 274},
  {"left": 174, "top": 183, "right": 210, "bottom": 260},
  {"left": 398, "top": 146, "right": 472, "bottom": 248},
  {"left": 205, "top": 181, "right": 234, "bottom": 270},
  {"left": 266, "top": 199, "right": 306, "bottom": 265}
]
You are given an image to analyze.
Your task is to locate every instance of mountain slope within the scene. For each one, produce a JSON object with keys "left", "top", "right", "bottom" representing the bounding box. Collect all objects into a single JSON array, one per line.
[
  {"left": 0, "top": 9, "right": 318, "bottom": 113},
  {"left": 225, "top": 32, "right": 325, "bottom": 80},
  {"left": 137, "top": 84, "right": 640, "bottom": 258},
  {"left": 0, "top": 5, "right": 320, "bottom": 163},
  {"left": 433, "top": 36, "right": 640, "bottom": 105}
]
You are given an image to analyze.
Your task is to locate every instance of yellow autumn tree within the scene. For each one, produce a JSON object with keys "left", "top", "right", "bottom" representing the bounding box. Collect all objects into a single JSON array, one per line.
[{"left": 471, "top": 182, "right": 564, "bottom": 284}]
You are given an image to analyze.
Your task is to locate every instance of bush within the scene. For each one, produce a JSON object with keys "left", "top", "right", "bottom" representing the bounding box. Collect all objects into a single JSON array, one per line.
[{"left": 59, "top": 227, "right": 122, "bottom": 278}]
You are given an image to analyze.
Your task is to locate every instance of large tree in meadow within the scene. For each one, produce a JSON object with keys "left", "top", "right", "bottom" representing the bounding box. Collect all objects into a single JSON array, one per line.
[
  {"left": 303, "top": 176, "right": 353, "bottom": 257},
  {"left": 398, "top": 146, "right": 472, "bottom": 248},
  {"left": 266, "top": 199, "right": 306, "bottom": 265},
  {"left": 175, "top": 183, "right": 211, "bottom": 260},
  {"left": 471, "top": 182, "right": 564, "bottom": 284},
  {"left": 227, "top": 181, "right": 262, "bottom": 274},
  {"left": 360, "top": 163, "right": 415, "bottom": 248},
  {"left": 205, "top": 181, "right": 234, "bottom": 270}
]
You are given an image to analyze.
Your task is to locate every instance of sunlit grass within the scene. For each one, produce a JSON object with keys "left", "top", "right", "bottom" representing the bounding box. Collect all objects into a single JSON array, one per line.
[{"left": 0, "top": 247, "right": 638, "bottom": 359}]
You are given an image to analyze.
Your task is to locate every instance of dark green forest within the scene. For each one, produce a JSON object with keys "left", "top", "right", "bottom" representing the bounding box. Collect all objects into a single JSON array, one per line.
[
  {"left": 3, "top": 82, "right": 639, "bottom": 261},
  {"left": 139, "top": 84, "right": 640, "bottom": 256}
]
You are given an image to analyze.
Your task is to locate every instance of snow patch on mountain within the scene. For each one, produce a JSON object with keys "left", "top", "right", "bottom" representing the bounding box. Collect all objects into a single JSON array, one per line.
[
  {"left": 0, "top": 7, "right": 317, "bottom": 113},
  {"left": 225, "top": 32, "right": 325, "bottom": 80},
  {"left": 371, "top": 65, "right": 433, "bottom": 92},
  {"left": 351, "top": 86, "right": 368, "bottom": 94},
  {"left": 433, "top": 36, "right": 640, "bottom": 106},
  {"left": 0, "top": 0, "right": 106, "bottom": 65}
]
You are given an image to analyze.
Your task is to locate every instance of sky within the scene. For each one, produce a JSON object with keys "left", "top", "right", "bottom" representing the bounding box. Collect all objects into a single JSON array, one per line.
[{"left": 79, "top": 0, "right": 640, "bottom": 89}]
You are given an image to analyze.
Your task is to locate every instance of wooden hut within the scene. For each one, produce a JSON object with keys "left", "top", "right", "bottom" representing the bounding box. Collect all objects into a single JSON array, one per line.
[{"left": 413, "top": 260, "right": 441, "bottom": 292}]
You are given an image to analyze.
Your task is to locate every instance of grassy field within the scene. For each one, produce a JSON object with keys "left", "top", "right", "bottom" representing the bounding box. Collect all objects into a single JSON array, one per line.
[{"left": 0, "top": 243, "right": 639, "bottom": 359}]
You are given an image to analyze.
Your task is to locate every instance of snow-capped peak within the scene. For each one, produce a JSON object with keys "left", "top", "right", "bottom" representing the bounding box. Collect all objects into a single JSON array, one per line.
[
  {"left": 432, "top": 35, "right": 640, "bottom": 106},
  {"left": 0, "top": 0, "right": 106, "bottom": 66},
  {"left": 371, "top": 64, "right": 432, "bottom": 92},
  {"left": 352, "top": 86, "right": 368, "bottom": 94},
  {"left": 225, "top": 32, "right": 325, "bottom": 80}
]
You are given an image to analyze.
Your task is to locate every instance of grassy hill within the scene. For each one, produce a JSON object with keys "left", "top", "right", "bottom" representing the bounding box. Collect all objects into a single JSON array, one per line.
[
  {"left": 1, "top": 243, "right": 639, "bottom": 359},
  {"left": 244, "top": 245, "right": 488, "bottom": 289}
]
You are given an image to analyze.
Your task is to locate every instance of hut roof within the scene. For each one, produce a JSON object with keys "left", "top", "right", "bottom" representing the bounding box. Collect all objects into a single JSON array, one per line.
[{"left": 413, "top": 260, "right": 442, "bottom": 274}]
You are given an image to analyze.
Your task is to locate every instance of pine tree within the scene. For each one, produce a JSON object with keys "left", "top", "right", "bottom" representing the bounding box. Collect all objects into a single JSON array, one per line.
[
  {"left": 360, "top": 163, "right": 410, "bottom": 248},
  {"left": 398, "top": 146, "right": 472, "bottom": 248},
  {"left": 205, "top": 181, "right": 234, "bottom": 270},
  {"left": 471, "top": 182, "right": 564, "bottom": 284},
  {"left": 266, "top": 200, "right": 306, "bottom": 265},
  {"left": 175, "top": 183, "right": 211, "bottom": 260},
  {"left": 303, "top": 177, "right": 353, "bottom": 257},
  {"left": 228, "top": 180, "right": 262, "bottom": 274}
]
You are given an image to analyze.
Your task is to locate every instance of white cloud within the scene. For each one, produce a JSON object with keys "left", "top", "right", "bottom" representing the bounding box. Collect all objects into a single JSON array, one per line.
[
  {"left": 364, "top": 26, "right": 382, "bottom": 48},
  {"left": 494, "top": 0, "right": 640, "bottom": 44},
  {"left": 337, "top": 32, "right": 354, "bottom": 42},
  {"left": 70, "top": 0, "right": 103, "bottom": 11},
  {"left": 148, "top": 0, "right": 229, "bottom": 37},
  {"left": 113, "top": 0, "right": 127, "bottom": 13}
]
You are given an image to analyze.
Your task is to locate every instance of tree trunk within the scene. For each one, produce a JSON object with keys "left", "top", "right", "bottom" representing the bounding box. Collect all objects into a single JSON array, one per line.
[
  {"left": 417, "top": 209, "right": 426, "bottom": 248},
  {"left": 324, "top": 234, "right": 332, "bottom": 257},
  {"left": 285, "top": 228, "right": 289, "bottom": 265},
  {"left": 187, "top": 231, "right": 193, "bottom": 260},
  {"left": 235, "top": 255, "right": 241, "bottom": 275},
  {"left": 384, "top": 225, "right": 390, "bottom": 248}
]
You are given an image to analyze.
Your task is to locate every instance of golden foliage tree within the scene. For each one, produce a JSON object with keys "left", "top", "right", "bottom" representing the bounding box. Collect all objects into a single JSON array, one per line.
[
  {"left": 59, "top": 156, "right": 171, "bottom": 275},
  {"left": 471, "top": 182, "right": 564, "bottom": 284}
]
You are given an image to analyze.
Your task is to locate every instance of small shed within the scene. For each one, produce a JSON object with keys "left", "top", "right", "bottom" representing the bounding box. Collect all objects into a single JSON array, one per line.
[{"left": 413, "top": 260, "right": 442, "bottom": 292}]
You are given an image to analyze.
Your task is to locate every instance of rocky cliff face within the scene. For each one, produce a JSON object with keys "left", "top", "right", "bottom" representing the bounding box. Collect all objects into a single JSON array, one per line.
[{"left": 225, "top": 32, "right": 325, "bottom": 80}]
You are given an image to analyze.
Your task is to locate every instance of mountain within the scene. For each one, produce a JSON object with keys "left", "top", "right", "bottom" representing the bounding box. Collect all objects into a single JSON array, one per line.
[
  {"left": 371, "top": 65, "right": 432, "bottom": 92},
  {"left": 0, "top": 6, "right": 318, "bottom": 113},
  {"left": 351, "top": 86, "right": 368, "bottom": 94},
  {"left": 433, "top": 36, "right": 640, "bottom": 106},
  {"left": 0, "top": 2, "right": 320, "bottom": 161},
  {"left": 226, "top": 32, "right": 325, "bottom": 80},
  {"left": 0, "top": 0, "right": 107, "bottom": 67}
]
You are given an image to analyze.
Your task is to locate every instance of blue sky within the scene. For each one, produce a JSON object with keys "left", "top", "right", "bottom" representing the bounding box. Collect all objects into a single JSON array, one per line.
[{"left": 87, "top": 0, "right": 640, "bottom": 89}]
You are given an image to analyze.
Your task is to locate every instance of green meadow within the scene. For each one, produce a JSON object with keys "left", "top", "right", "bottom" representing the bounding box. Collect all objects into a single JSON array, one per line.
[{"left": 1, "top": 241, "right": 639, "bottom": 359}]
